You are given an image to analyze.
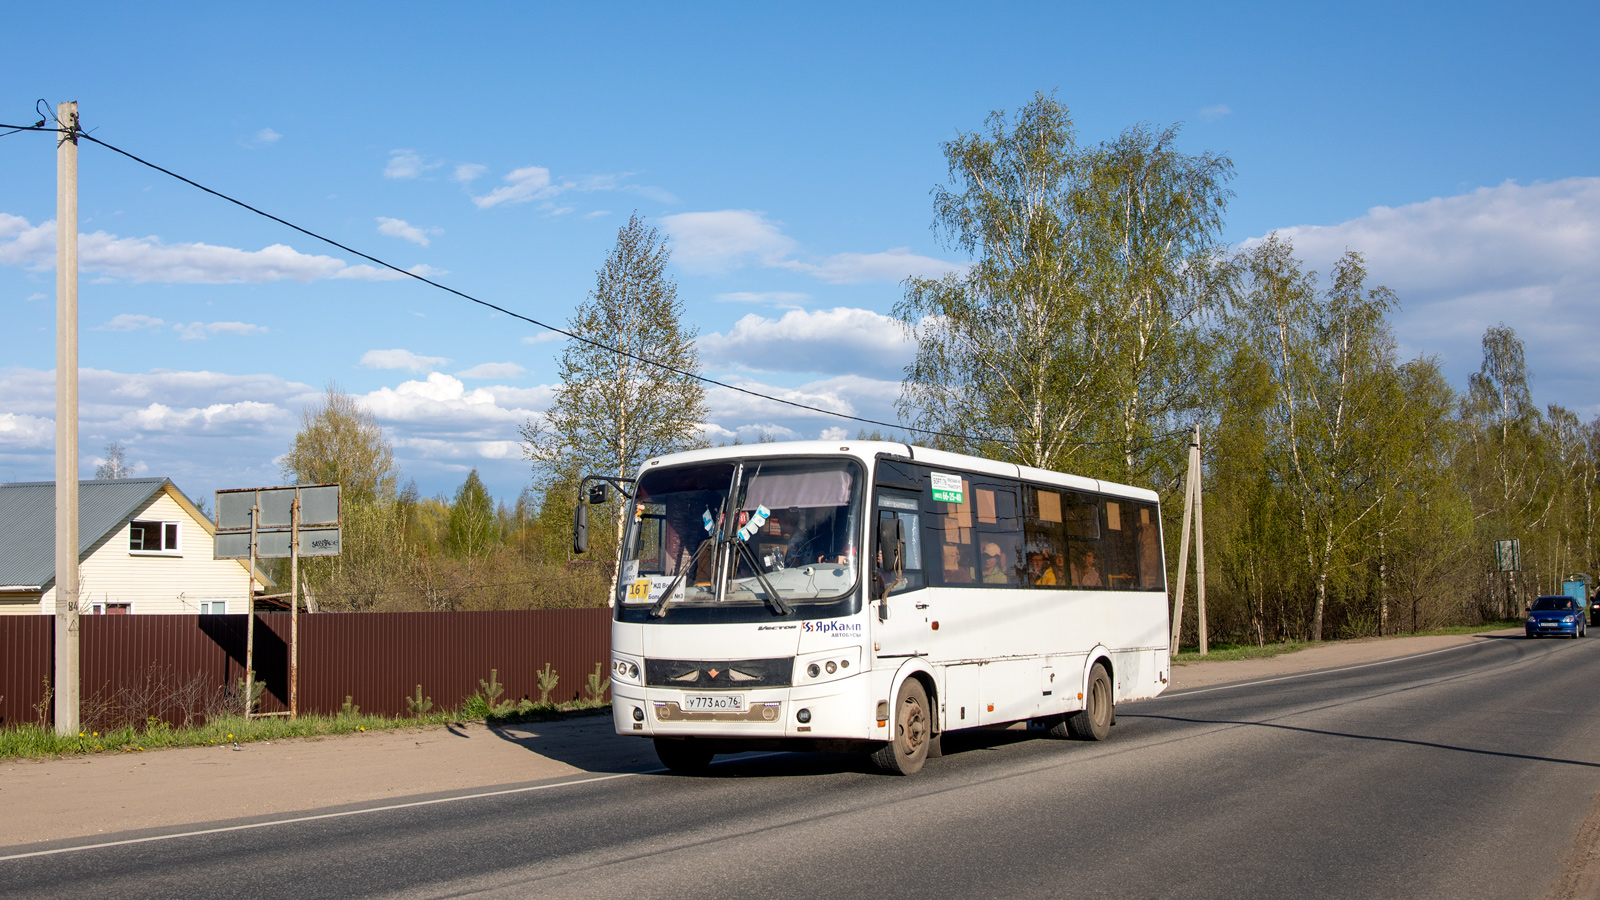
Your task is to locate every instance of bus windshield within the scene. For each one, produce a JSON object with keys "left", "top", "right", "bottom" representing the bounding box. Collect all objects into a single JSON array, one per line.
[{"left": 618, "top": 458, "right": 862, "bottom": 610}]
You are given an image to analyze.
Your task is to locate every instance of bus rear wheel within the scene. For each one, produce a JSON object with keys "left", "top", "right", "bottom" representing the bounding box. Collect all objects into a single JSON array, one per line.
[
  {"left": 654, "top": 738, "right": 714, "bottom": 773},
  {"left": 1063, "top": 663, "right": 1113, "bottom": 741},
  {"left": 870, "top": 679, "right": 931, "bottom": 775}
]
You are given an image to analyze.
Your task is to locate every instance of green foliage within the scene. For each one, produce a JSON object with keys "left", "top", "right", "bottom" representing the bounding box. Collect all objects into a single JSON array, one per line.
[
  {"left": 446, "top": 469, "right": 499, "bottom": 558},
  {"left": 339, "top": 695, "right": 360, "bottom": 717},
  {"left": 584, "top": 663, "right": 610, "bottom": 703},
  {"left": 462, "top": 669, "right": 514, "bottom": 718},
  {"left": 235, "top": 672, "right": 264, "bottom": 714},
  {"left": 405, "top": 684, "right": 434, "bottom": 717},
  {"left": 895, "top": 91, "right": 1231, "bottom": 481},
  {"left": 280, "top": 382, "right": 397, "bottom": 504},
  {"left": 536, "top": 662, "right": 559, "bottom": 705}
]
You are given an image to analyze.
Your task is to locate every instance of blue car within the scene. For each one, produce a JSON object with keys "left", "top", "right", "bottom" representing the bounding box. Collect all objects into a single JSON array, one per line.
[{"left": 1526, "top": 595, "right": 1587, "bottom": 638}]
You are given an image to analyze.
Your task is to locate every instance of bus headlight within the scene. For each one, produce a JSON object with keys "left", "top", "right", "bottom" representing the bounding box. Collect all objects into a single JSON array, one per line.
[
  {"left": 794, "top": 647, "right": 861, "bottom": 685},
  {"left": 612, "top": 656, "right": 643, "bottom": 684}
]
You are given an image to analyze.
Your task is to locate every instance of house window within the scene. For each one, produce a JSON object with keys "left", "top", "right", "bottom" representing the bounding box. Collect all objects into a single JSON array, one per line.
[
  {"left": 90, "top": 601, "right": 132, "bottom": 614},
  {"left": 198, "top": 600, "right": 228, "bottom": 615},
  {"left": 129, "top": 520, "right": 180, "bottom": 554}
]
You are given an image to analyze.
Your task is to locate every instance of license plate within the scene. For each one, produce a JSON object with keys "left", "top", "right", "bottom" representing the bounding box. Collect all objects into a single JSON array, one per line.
[{"left": 682, "top": 694, "right": 746, "bottom": 712}]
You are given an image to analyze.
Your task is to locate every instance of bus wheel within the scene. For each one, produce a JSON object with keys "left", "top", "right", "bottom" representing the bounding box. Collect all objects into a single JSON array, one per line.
[
  {"left": 1065, "top": 663, "right": 1113, "bottom": 741},
  {"left": 654, "top": 738, "right": 714, "bottom": 773},
  {"left": 870, "top": 679, "right": 931, "bottom": 775}
]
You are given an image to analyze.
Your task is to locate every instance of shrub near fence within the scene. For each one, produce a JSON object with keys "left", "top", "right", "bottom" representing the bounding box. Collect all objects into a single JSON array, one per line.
[{"left": 0, "top": 608, "right": 612, "bottom": 729}]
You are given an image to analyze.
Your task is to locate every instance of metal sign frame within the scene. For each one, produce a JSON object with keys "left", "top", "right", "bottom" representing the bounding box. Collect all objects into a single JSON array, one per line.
[{"left": 213, "top": 483, "right": 342, "bottom": 720}]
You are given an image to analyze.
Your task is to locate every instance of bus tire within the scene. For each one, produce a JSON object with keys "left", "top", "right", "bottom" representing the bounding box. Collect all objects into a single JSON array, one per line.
[
  {"left": 654, "top": 738, "right": 714, "bottom": 773},
  {"left": 1065, "top": 663, "right": 1113, "bottom": 741},
  {"left": 870, "top": 679, "right": 931, "bottom": 775}
]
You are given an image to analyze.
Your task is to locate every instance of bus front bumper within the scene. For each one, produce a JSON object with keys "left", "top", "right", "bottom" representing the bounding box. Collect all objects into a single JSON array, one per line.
[{"left": 612, "top": 673, "right": 881, "bottom": 741}]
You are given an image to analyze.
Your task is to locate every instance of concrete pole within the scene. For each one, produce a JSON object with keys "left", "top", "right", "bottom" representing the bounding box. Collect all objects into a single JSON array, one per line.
[
  {"left": 1195, "top": 424, "right": 1208, "bottom": 656},
  {"left": 1170, "top": 425, "right": 1199, "bottom": 656},
  {"left": 54, "top": 102, "right": 81, "bottom": 737},
  {"left": 289, "top": 494, "right": 299, "bottom": 719}
]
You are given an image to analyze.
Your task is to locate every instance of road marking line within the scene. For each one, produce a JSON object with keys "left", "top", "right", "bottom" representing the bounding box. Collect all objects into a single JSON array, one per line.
[
  {"left": 0, "top": 771, "right": 642, "bottom": 862},
  {"left": 1167, "top": 640, "right": 1491, "bottom": 697}
]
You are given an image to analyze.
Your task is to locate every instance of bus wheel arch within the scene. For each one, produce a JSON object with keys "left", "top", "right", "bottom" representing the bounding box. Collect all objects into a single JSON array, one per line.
[
  {"left": 871, "top": 669, "right": 935, "bottom": 774},
  {"left": 1065, "top": 657, "right": 1114, "bottom": 741}
]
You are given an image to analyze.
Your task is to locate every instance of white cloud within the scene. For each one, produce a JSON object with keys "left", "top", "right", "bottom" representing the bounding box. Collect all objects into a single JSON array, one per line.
[
  {"left": 361, "top": 373, "right": 533, "bottom": 428},
  {"left": 779, "top": 248, "right": 966, "bottom": 284},
  {"left": 452, "top": 163, "right": 487, "bottom": 183},
  {"left": 0, "top": 213, "right": 445, "bottom": 284},
  {"left": 699, "top": 307, "right": 916, "bottom": 379},
  {"left": 455, "top": 362, "right": 526, "bottom": 380},
  {"left": 472, "top": 166, "right": 559, "bottom": 209},
  {"left": 174, "top": 321, "right": 269, "bottom": 340},
  {"left": 96, "top": 313, "right": 165, "bottom": 332},
  {"left": 818, "top": 427, "right": 850, "bottom": 441},
  {"left": 25, "top": 292, "right": 45, "bottom": 302},
  {"left": 360, "top": 349, "right": 451, "bottom": 372},
  {"left": 520, "top": 331, "right": 567, "bottom": 345},
  {"left": 254, "top": 127, "right": 282, "bottom": 145},
  {"left": 1248, "top": 177, "right": 1600, "bottom": 414},
  {"left": 376, "top": 217, "right": 441, "bottom": 248},
  {"left": 1199, "top": 104, "right": 1232, "bottom": 122},
  {"left": 715, "top": 291, "right": 810, "bottom": 308},
  {"left": 124, "top": 400, "right": 287, "bottom": 432},
  {"left": 584, "top": 210, "right": 610, "bottom": 219},
  {"left": 661, "top": 209, "right": 964, "bottom": 283},
  {"left": 384, "top": 149, "right": 440, "bottom": 180},
  {"left": 661, "top": 210, "right": 797, "bottom": 273},
  {"left": 0, "top": 412, "right": 54, "bottom": 449}
]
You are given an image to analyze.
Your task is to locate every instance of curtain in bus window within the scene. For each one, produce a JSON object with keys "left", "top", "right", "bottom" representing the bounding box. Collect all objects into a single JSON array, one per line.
[
  {"left": 1024, "top": 487, "right": 1068, "bottom": 588},
  {"left": 1135, "top": 503, "right": 1165, "bottom": 590},
  {"left": 1100, "top": 500, "right": 1141, "bottom": 590},
  {"left": 741, "top": 468, "right": 851, "bottom": 510},
  {"left": 921, "top": 474, "right": 976, "bottom": 586},
  {"left": 972, "top": 481, "right": 1021, "bottom": 587}
]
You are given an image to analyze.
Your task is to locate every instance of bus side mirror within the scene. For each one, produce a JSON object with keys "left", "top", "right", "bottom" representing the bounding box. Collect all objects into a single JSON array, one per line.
[
  {"left": 588, "top": 483, "right": 609, "bottom": 505},
  {"left": 877, "top": 517, "right": 904, "bottom": 563},
  {"left": 573, "top": 502, "right": 589, "bottom": 555}
]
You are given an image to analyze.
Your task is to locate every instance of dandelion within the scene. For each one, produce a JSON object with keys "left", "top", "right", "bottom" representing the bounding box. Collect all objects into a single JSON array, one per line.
[{"left": 359, "top": 726, "right": 366, "bottom": 732}]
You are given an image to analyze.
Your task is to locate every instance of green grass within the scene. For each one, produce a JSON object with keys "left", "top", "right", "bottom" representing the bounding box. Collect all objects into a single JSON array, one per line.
[
  {"left": 1174, "top": 620, "right": 1525, "bottom": 663},
  {"left": 0, "top": 701, "right": 610, "bottom": 760}
]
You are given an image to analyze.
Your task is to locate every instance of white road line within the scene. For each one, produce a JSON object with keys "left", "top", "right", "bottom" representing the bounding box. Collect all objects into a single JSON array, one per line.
[
  {"left": 1166, "top": 640, "right": 1492, "bottom": 697},
  {"left": 0, "top": 771, "right": 642, "bottom": 863}
]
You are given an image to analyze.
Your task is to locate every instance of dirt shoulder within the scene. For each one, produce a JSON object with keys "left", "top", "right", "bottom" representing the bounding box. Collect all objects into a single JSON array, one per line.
[{"left": 1, "top": 629, "right": 1520, "bottom": 849}]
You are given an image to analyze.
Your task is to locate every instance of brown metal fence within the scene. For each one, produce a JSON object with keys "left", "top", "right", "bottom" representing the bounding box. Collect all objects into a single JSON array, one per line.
[{"left": 0, "top": 608, "right": 612, "bottom": 728}]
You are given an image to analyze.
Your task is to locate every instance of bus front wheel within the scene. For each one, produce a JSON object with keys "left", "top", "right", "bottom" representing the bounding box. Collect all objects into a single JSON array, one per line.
[
  {"left": 654, "top": 738, "right": 714, "bottom": 773},
  {"left": 870, "top": 679, "right": 931, "bottom": 775},
  {"left": 1063, "top": 663, "right": 1113, "bottom": 741}
]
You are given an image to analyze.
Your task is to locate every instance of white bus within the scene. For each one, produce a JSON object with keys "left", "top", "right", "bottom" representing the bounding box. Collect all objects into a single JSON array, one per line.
[{"left": 580, "top": 441, "right": 1170, "bottom": 775}]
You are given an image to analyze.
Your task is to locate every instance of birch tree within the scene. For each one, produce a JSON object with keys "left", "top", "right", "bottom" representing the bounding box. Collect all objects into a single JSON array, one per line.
[
  {"left": 894, "top": 93, "right": 1231, "bottom": 478},
  {"left": 521, "top": 212, "right": 707, "bottom": 584}
]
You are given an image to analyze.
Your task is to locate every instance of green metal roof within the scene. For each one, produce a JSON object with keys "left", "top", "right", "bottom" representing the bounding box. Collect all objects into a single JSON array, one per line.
[{"left": 0, "top": 478, "right": 180, "bottom": 588}]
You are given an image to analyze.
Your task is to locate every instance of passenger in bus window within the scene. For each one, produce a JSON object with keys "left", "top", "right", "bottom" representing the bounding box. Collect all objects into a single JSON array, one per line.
[
  {"left": 981, "top": 541, "right": 1010, "bottom": 585},
  {"left": 942, "top": 543, "right": 974, "bottom": 584},
  {"left": 1074, "top": 549, "right": 1102, "bottom": 587},
  {"left": 1027, "top": 552, "right": 1057, "bottom": 586}
]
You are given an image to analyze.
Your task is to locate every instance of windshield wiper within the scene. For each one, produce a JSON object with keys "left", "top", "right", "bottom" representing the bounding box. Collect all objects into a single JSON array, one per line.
[
  {"left": 732, "top": 541, "right": 792, "bottom": 616},
  {"left": 649, "top": 539, "right": 714, "bottom": 618}
]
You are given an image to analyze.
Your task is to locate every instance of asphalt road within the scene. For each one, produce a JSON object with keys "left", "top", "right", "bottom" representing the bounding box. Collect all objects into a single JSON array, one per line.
[{"left": 5, "top": 634, "right": 1599, "bottom": 900}]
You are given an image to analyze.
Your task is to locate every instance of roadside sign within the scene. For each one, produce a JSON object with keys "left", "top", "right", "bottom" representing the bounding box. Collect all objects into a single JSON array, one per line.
[
  {"left": 214, "top": 484, "right": 342, "bottom": 559},
  {"left": 1495, "top": 539, "right": 1520, "bottom": 573}
]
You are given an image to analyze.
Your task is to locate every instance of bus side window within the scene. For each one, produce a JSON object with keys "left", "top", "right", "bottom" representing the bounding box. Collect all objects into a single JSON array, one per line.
[
  {"left": 1100, "top": 500, "right": 1140, "bottom": 590},
  {"left": 1135, "top": 504, "right": 1165, "bottom": 590},
  {"left": 1063, "top": 491, "right": 1103, "bottom": 587},
  {"left": 920, "top": 475, "right": 976, "bottom": 586},
  {"left": 972, "top": 481, "right": 1021, "bottom": 587},
  {"left": 1025, "top": 487, "right": 1067, "bottom": 588}
]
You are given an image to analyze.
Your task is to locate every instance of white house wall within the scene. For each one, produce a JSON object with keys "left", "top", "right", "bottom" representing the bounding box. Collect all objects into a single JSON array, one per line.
[{"left": 27, "top": 489, "right": 256, "bottom": 616}]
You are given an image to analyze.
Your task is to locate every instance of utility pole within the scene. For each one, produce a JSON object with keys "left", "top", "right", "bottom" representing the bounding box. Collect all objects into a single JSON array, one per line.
[
  {"left": 54, "top": 101, "right": 81, "bottom": 736},
  {"left": 1170, "top": 424, "right": 1207, "bottom": 656}
]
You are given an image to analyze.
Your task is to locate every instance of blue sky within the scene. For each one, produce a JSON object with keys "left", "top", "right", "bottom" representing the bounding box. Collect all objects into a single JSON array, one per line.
[{"left": 2, "top": 2, "right": 1596, "bottom": 503}]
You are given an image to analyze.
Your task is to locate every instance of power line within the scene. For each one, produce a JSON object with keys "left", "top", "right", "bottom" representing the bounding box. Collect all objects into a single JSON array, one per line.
[{"left": 3, "top": 118, "right": 1191, "bottom": 453}]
